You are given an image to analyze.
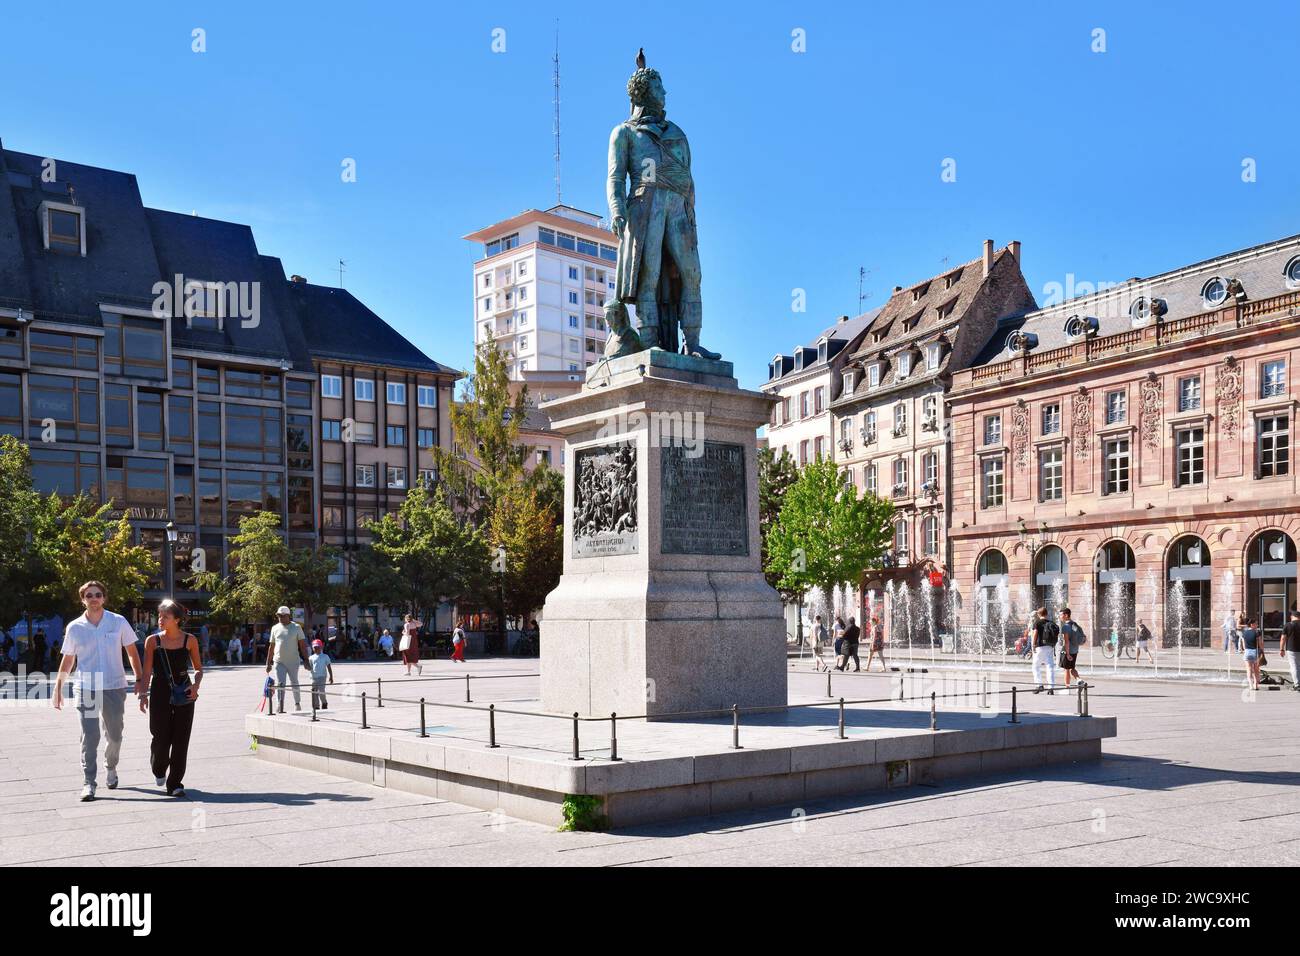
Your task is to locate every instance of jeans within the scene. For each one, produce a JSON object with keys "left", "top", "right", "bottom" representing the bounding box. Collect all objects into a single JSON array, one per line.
[
  {"left": 311, "top": 677, "right": 328, "bottom": 710},
  {"left": 274, "top": 661, "right": 302, "bottom": 709},
  {"left": 77, "top": 687, "right": 127, "bottom": 785},
  {"left": 1032, "top": 645, "right": 1056, "bottom": 688}
]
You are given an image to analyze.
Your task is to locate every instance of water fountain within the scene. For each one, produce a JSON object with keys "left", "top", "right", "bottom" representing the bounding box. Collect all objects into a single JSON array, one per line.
[
  {"left": 996, "top": 579, "right": 1011, "bottom": 658},
  {"left": 1220, "top": 569, "right": 1235, "bottom": 681},
  {"left": 1167, "top": 578, "right": 1187, "bottom": 675},
  {"left": 1078, "top": 578, "right": 1095, "bottom": 670}
]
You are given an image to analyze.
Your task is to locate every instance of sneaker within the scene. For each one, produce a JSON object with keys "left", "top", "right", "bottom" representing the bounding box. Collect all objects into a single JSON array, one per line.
[
  {"left": 1033, "top": 686, "right": 1044, "bottom": 695},
  {"left": 106, "top": 769, "right": 119, "bottom": 789},
  {"left": 155, "top": 775, "right": 166, "bottom": 787},
  {"left": 417, "top": 664, "right": 423, "bottom": 675},
  {"left": 171, "top": 786, "right": 185, "bottom": 798},
  {"left": 79, "top": 783, "right": 95, "bottom": 801}
]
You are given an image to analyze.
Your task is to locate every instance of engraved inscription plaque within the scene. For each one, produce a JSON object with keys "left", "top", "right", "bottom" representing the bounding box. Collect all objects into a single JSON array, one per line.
[
  {"left": 572, "top": 441, "right": 638, "bottom": 558},
  {"left": 661, "top": 441, "right": 748, "bottom": 556}
]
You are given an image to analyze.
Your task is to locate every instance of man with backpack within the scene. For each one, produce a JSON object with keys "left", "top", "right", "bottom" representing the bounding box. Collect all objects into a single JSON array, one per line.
[
  {"left": 1031, "top": 606, "right": 1058, "bottom": 695},
  {"left": 1058, "top": 607, "right": 1086, "bottom": 689}
]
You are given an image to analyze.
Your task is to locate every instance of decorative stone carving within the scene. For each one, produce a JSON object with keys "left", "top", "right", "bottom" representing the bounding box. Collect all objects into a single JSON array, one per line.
[
  {"left": 1072, "top": 387, "right": 1091, "bottom": 460},
  {"left": 1140, "top": 373, "right": 1162, "bottom": 450},
  {"left": 572, "top": 441, "right": 639, "bottom": 557},
  {"left": 1012, "top": 400, "right": 1031, "bottom": 471},
  {"left": 1217, "top": 355, "right": 1242, "bottom": 441}
]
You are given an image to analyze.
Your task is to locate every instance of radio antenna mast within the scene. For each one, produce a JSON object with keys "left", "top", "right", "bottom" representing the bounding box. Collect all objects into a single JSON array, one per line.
[{"left": 553, "top": 22, "right": 562, "bottom": 206}]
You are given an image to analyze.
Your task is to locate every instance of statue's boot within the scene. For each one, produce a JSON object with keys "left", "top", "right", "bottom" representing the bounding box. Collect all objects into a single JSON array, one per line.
[
  {"left": 680, "top": 301, "right": 719, "bottom": 360},
  {"left": 636, "top": 299, "right": 662, "bottom": 351}
]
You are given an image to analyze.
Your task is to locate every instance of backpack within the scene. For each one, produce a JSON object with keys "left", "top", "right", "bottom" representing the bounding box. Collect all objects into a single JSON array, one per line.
[{"left": 1042, "top": 620, "right": 1059, "bottom": 646}]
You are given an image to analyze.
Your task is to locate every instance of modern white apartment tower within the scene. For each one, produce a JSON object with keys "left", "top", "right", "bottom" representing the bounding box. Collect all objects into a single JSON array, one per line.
[{"left": 464, "top": 205, "right": 621, "bottom": 380}]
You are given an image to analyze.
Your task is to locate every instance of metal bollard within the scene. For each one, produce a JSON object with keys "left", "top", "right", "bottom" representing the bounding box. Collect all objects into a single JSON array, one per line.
[
  {"left": 838, "top": 697, "right": 846, "bottom": 740},
  {"left": 826, "top": 670, "right": 832, "bottom": 698},
  {"left": 420, "top": 698, "right": 427, "bottom": 738},
  {"left": 571, "top": 712, "right": 581, "bottom": 761},
  {"left": 465, "top": 673, "right": 471, "bottom": 703},
  {"left": 1076, "top": 682, "right": 1082, "bottom": 716},
  {"left": 930, "top": 691, "right": 937, "bottom": 732},
  {"left": 610, "top": 713, "right": 620, "bottom": 762},
  {"left": 311, "top": 690, "right": 318, "bottom": 722},
  {"left": 732, "top": 704, "right": 742, "bottom": 750},
  {"left": 377, "top": 677, "right": 383, "bottom": 708},
  {"left": 1010, "top": 686, "right": 1019, "bottom": 724},
  {"left": 489, "top": 704, "right": 498, "bottom": 748},
  {"left": 361, "top": 691, "right": 368, "bottom": 730},
  {"left": 1082, "top": 682, "right": 1090, "bottom": 717}
]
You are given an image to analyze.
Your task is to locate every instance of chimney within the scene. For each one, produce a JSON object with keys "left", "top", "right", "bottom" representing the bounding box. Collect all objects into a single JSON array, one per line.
[
  {"left": 837, "top": 314, "right": 849, "bottom": 324},
  {"left": 1007, "top": 240, "right": 1021, "bottom": 264},
  {"left": 982, "top": 239, "right": 994, "bottom": 278},
  {"left": 893, "top": 285, "right": 903, "bottom": 293},
  {"left": 290, "top": 274, "right": 307, "bottom": 284}
]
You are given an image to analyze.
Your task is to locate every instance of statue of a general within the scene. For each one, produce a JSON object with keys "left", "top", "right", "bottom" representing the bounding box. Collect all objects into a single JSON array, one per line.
[{"left": 604, "top": 49, "right": 720, "bottom": 361}]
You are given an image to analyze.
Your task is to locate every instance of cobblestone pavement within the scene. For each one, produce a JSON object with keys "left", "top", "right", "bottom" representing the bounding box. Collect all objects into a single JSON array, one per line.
[{"left": 2, "top": 658, "right": 1298, "bottom": 866}]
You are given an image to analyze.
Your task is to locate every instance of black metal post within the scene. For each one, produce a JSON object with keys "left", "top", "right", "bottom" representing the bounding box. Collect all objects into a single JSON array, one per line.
[
  {"left": 1010, "top": 685, "right": 1019, "bottom": 724},
  {"left": 930, "top": 691, "right": 937, "bottom": 731},
  {"left": 420, "top": 698, "right": 427, "bottom": 738},
  {"left": 361, "top": 691, "right": 368, "bottom": 730},
  {"left": 571, "top": 712, "right": 580, "bottom": 761},
  {"left": 732, "top": 704, "right": 742, "bottom": 750},
  {"left": 311, "top": 689, "right": 317, "bottom": 722},
  {"left": 610, "top": 713, "right": 620, "bottom": 761},
  {"left": 838, "top": 697, "right": 845, "bottom": 739},
  {"left": 826, "top": 670, "right": 832, "bottom": 698},
  {"left": 489, "top": 704, "right": 498, "bottom": 748},
  {"left": 1082, "top": 682, "right": 1090, "bottom": 717},
  {"left": 377, "top": 676, "right": 383, "bottom": 708},
  {"left": 465, "top": 673, "right": 471, "bottom": 703}
]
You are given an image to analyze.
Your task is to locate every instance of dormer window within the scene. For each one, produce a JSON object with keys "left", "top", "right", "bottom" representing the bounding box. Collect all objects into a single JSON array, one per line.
[
  {"left": 926, "top": 343, "right": 942, "bottom": 370},
  {"left": 867, "top": 363, "right": 881, "bottom": 388},
  {"left": 1201, "top": 277, "right": 1229, "bottom": 308},
  {"left": 1064, "top": 315, "right": 1099, "bottom": 340},
  {"left": 944, "top": 269, "right": 963, "bottom": 289},
  {"left": 1130, "top": 297, "right": 1166, "bottom": 326},
  {"left": 817, "top": 339, "right": 828, "bottom": 363},
  {"left": 936, "top": 297, "right": 958, "bottom": 320},
  {"left": 1286, "top": 257, "right": 1300, "bottom": 290},
  {"left": 794, "top": 350, "right": 804, "bottom": 371},
  {"left": 897, "top": 352, "right": 912, "bottom": 378},
  {"left": 842, "top": 370, "right": 856, "bottom": 394},
  {"left": 903, "top": 312, "right": 922, "bottom": 332},
  {"left": 872, "top": 331, "right": 884, "bottom": 344},
  {"left": 40, "top": 201, "right": 86, "bottom": 256},
  {"left": 1005, "top": 329, "right": 1038, "bottom": 353}
]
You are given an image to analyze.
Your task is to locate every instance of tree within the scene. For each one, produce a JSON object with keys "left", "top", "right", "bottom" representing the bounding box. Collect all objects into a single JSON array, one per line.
[
  {"left": 486, "top": 481, "right": 562, "bottom": 628},
  {"left": 353, "top": 482, "right": 491, "bottom": 624},
  {"left": 765, "top": 457, "right": 894, "bottom": 620},
  {"left": 0, "top": 436, "right": 44, "bottom": 628},
  {"left": 758, "top": 446, "right": 800, "bottom": 596},
  {"left": 436, "top": 340, "right": 532, "bottom": 519},
  {"left": 285, "top": 546, "right": 349, "bottom": 624},
  {"left": 31, "top": 492, "right": 158, "bottom": 622},
  {"left": 189, "top": 511, "right": 291, "bottom": 625}
]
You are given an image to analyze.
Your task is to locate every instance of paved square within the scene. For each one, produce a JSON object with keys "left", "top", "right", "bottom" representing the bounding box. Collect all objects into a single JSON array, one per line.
[{"left": 3, "top": 659, "right": 1298, "bottom": 866}]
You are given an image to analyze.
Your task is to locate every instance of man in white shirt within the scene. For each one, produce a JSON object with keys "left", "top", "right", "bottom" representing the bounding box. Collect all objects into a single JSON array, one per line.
[
  {"left": 53, "top": 581, "right": 144, "bottom": 801},
  {"left": 266, "top": 606, "right": 310, "bottom": 711}
]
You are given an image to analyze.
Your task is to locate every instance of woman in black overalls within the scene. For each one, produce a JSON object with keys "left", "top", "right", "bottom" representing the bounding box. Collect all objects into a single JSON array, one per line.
[{"left": 140, "top": 599, "right": 202, "bottom": 796}]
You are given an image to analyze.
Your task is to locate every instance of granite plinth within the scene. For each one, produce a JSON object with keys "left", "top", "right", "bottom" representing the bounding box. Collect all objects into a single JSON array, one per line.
[{"left": 539, "top": 355, "right": 785, "bottom": 718}]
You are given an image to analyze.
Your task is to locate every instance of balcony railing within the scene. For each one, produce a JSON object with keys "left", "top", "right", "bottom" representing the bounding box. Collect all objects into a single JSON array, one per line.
[{"left": 960, "top": 288, "right": 1300, "bottom": 390}]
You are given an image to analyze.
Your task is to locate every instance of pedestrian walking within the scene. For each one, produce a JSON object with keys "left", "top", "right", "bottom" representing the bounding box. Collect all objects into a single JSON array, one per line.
[
  {"left": 1280, "top": 610, "right": 1300, "bottom": 691},
  {"left": 838, "top": 617, "right": 861, "bottom": 672},
  {"left": 141, "top": 599, "right": 202, "bottom": 797},
  {"left": 831, "top": 615, "right": 846, "bottom": 669},
  {"left": 1239, "top": 616, "right": 1263, "bottom": 691},
  {"left": 265, "top": 607, "right": 310, "bottom": 711},
  {"left": 308, "top": 640, "right": 334, "bottom": 710},
  {"left": 810, "top": 615, "right": 828, "bottom": 671},
  {"left": 1135, "top": 620, "right": 1156, "bottom": 664},
  {"left": 1058, "top": 607, "right": 1086, "bottom": 687},
  {"left": 400, "top": 614, "right": 423, "bottom": 675},
  {"left": 865, "top": 615, "right": 887, "bottom": 673},
  {"left": 450, "top": 619, "right": 467, "bottom": 663},
  {"left": 1030, "top": 607, "right": 1057, "bottom": 694},
  {"left": 52, "top": 582, "right": 144, "bottom": 801}
]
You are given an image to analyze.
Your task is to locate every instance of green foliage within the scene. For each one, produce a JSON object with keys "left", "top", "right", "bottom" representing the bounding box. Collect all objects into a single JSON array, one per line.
[
  {"left": 487, "top": 480, "right": 562, "bottom": 626},
  {"left": 559, "top": 794, "right": 609, "bottom": 832},
  {"left": 352, "top": 482, "right": 490, "bottom": 620},
  {"left": 0, "top": 436, "right": 42, "bottom": 624},
  {"left": 190, "top": 511, "right": 343, "bottom": 624},
  {"left": 765, "top": 457, "right": 894, "bottom": 601},
  {"left": 758, "top": 446, "right": 800, "bottom": 598},
  {"left": 436, "top": 341, "right": 533, "bottom": 519}
]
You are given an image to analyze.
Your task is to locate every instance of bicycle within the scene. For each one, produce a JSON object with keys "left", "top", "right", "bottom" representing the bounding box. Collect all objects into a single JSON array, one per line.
[{"left": 1099, "top": 631, "right": 1135, "bottom": 660}]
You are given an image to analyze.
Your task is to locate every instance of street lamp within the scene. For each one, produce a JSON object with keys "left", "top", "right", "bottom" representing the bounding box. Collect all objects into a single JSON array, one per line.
[
  {"left": 494, "top": 545, "right": 507, "bottom": 656},
  {"left": 164, "top": 521, "right": 178, "bottom": 597}
]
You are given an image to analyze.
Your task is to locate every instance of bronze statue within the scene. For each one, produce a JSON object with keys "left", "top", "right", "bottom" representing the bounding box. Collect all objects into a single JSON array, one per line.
[{"left": 605, "top": 49, "right": 719, "bottom": 361}]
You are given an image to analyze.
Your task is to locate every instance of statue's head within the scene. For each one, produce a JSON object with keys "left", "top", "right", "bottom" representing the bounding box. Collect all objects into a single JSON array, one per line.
[{"left": 627, "top": 48, "right": 665, "bottom": 112}]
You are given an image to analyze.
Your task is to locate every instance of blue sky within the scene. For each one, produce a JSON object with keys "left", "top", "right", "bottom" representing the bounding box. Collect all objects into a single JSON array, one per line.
[{"left": 3, "top": 0, "right": 1298, "bottom": 390}]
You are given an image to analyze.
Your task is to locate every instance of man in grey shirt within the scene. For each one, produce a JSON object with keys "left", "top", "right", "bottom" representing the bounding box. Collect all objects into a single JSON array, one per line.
[
  {"left": 266, "top": 606, "right": 310, "bottom": 712},
  {"left": 53, "top": 581, "right": 144, "bottom": 801}
]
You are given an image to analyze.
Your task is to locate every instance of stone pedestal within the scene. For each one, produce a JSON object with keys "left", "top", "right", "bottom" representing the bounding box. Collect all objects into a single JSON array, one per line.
[{"left": 539, "top": 349, "right": 787, "bottom": 718}]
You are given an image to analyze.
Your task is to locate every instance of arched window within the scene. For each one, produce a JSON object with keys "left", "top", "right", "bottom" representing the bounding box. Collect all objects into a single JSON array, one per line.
[
  {"left": 1247, "top": 531, "right": 1297, "bottom": 644},
  {"left": 1033, "top": 544, "right": 1069, "bottom": 617},
  {"left": 1166, "top": 535, "right": 1211, "bottom": 649},
  {"left": 1094, "top": 541, "right": 1136, "bottom": 640},
  {"left": 976, "top": 550, "right": 1009, "bottom": 627},
  {"left": 922, "top": 515, "right": 939, "bottom": 555}
]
